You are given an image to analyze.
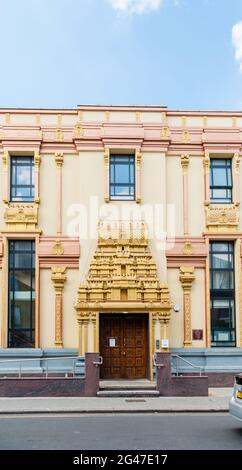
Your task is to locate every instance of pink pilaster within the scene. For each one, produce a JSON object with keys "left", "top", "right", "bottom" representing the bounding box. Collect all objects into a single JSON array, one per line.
[{"left": 55, "top": 152, "right": 63, "bottom": 235}]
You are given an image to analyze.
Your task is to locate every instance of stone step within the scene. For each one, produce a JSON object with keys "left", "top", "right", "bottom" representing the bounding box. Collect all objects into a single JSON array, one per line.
[
  {"left": 99, "top": 381, "right": 156, "bottom": 391},
  {"left": 97, "top": 389, "right": 159, "bottom": 398}
]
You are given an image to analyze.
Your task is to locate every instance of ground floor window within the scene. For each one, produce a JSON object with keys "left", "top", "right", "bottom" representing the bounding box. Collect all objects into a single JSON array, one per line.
[
  {"left": 210, "top": 241, "right": 236, "bottom": 347},
  {"left": 8, "top": 240, "right": 35, "bottom": 348}
]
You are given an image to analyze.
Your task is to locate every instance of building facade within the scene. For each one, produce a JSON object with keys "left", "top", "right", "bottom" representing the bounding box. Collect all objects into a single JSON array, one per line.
[{"left": 0, "top": 105, "right": 242, "bottom": 379}]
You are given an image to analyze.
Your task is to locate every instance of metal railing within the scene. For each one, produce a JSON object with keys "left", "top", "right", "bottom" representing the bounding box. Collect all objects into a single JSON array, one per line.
[
  {"left": 172, "top": 354, "right": 203, "bottom": 377},
  {"left": 0, "top": 356, "right": 84, "bottom": 379}
]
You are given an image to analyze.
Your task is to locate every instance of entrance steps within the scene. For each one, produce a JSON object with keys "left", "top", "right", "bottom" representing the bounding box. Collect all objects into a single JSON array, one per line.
[{"left": 98, "top": 380, "right": 159, "bottom": 398}]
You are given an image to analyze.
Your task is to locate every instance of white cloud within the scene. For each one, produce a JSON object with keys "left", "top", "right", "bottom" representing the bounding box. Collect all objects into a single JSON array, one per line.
[
  {"left": 107, "top": 0, "right": 163, "bottom": 15},
  {"left": 232, "top": 21, "right": 242, "bottom": 73}
]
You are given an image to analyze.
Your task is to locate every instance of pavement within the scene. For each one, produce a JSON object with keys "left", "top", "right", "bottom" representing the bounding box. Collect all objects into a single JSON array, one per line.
[{"left": 0, "top": 388, "right": 233, "bottom": 414}]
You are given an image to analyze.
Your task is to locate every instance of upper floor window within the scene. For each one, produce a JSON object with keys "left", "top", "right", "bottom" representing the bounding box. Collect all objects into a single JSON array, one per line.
[
  {"left": 10, "top": 157, "right": 35, "bottom": 202},
  {"left": 210, "top": 242, "right": 236, "bottom": 347},
  {"left": 210, "top": 158, "right": 232, "bottom": 204},
  {"left": 110, "top": 155, "right": 135, "bottom": 201}
]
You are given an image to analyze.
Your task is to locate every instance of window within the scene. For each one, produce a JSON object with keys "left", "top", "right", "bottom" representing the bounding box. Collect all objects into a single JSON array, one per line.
[
  {"left": 210, "top": 159, "right": 232, "bottom": 203},
  {"left": 110, "top": 155, "right": 135, "bottom": 200},
  {"left": 10, "top": 156, "right": 35, "bottom": 202},
  {"left": 210, "top": 242, "right": 236, "bottom": 347},
  {"left": 8, "top": 240, "right": 35, "bottom": 348}
]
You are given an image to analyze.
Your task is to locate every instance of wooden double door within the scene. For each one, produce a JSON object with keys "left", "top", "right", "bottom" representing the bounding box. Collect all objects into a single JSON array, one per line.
[{"left": 100, "top": 314, "right": 148, "bottom": 380}]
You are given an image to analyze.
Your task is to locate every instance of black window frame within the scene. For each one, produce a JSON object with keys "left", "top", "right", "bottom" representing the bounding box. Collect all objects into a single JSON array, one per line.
[
  {"left": 8, "top": 240, "right": 36, "bottom": 348},
  {"left": 10, "top": 156, "right": 35, "bottom": 202},
  {"left": 109, "top": 154, "right": 135, "bottom": 201},
  {"left": 209, "top": 241, "right": 236, "bottom": 347},
  {"left": 210, "top": 158, "right": 233, "bottom": 204}
]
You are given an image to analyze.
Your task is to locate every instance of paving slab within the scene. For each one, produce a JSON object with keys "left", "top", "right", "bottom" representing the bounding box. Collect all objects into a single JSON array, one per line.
[{"left": 0, "top": 388, "right": 233, "bottom": 415}]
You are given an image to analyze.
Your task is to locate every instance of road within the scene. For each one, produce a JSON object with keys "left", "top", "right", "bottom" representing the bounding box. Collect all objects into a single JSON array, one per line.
[{"left": 0, "top": 413, "right": 241, "bottom": 450}]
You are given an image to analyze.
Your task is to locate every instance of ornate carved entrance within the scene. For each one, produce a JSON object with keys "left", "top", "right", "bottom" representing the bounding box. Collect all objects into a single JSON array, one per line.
[{"left": 75, "top": 222, "right": 172, "bottom": 380}]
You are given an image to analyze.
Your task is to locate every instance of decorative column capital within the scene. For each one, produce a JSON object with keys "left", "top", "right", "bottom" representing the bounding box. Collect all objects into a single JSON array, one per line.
[
  {"left": 179, "top": 266, "right": 195, "bottom": 290},
  {"left": 136, "top": 149, "right": 142, "bottom": 167},
  {"left": 34, "top": 151, "right": 41, "bottom": 169},
  {"left": 161, "top": 126, "right": 170, "bottom": 140},
  {"left": 2, "top": 150, "right": 8, "bottom": 169},
  {"left": 180, "top": 154, "right": 190, "bottom": 174},
  {"left": 55, "top": 152, "right": 64, "bottom": 168},
  {"left": 203, "top": 152, "right": 210, "bottom": 173},
  {"left": 104, "top": 148, "right": 110, "bottom": 167},
  {"left": 51, "top": 267, "right": 67, "bottom": 292},
  {"left": 74, "top": 125, "right": 84, "bottom": 139},
  {"left": 55, "top": 129, "right": 63, "bottom": 142},
  {"left": 104, "top": 149, "right": 110, "bottom": 203},
  {"left": 234, "top": 152, "right": 241, "bottom": 174}
]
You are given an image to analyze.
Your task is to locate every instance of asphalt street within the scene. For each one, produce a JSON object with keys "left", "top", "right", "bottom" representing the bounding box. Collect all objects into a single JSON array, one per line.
[{"left": 0, "top": 413, "right": 241, "bottom": 450}]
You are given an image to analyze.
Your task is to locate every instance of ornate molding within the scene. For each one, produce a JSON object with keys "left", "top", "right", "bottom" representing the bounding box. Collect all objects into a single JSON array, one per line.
[
  {"left": 183, "top": 239, "right": 194, "bottom": 256},
  {"left": 75, "top": 221, "right": 172, "bottom": 353},
  {"left": 34, "top": 151, "right": 41, "bottom": 168},
  {"left": 179, "top": 266, "right": 195, "bottom": 348},
  {"left": 205, "top": 203, "right": 239, "bottom": 231},
  {"left": 104, "top": 148, "right": 110, "bottom": 203},
  {"left": 74, "top": 125, "right": 84, "bottom": 139},
  {"left": 55, "top": 128, "right": 63, "bottom": 142},
  {"left": 135, "top": 149, "right": 142, "bottom": 204},
  {"left": 51, "top": 267, "right": 67, "bottom": 348},
  {"left": 4, "top": 202, "right": 39, "bottom": 231},
  {"left": 234, "top": 152, "right": 241, "bottom": 174},
  {"left": 182, "top": 130, "right": 190, "bottom": 144},
  {"left": 180, "top": 154, "right": 190, "bottom": 173},
  {"left": 203, "top": 152, "right": 210, "bottom": 173},
  {"left": 52, "top": 239, "right": 65, "bottom": 256},
  {"left": 55, "top": 152, "right": 64, "bottom": 168},
  {"left": 51, "top": 267, "right": 67, "bottom": 291},
  {"left": 161, "top": 126, "right": 170, "bottom": 140}
]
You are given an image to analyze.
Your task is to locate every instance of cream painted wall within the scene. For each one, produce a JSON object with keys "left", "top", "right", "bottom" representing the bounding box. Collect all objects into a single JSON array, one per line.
[
  {"left": 62, "top": 269, "right": 79, "bottom": 348},
  {"left": 78, "top": 151, "right": 105, "bottom": 282},
  {"left": 168, "top": 268, "right": 184, "bottom": 348},
  {"left": 40, "top": 270, "right": 55, "bottom": 348},
  {"left": 39, "top": 154, "right": 57, "bottom": 235},
  {"left": 191, "top": 268, "right": 206, "bottom": 348},
  {"left": 141, "top": 152, "right": 167, "bottom": 281},
  {"left": 62, "top": 154, "right": 80, "bottom": 236},
  {"left": 188, "top": 157, "right": 204, "bottom": 236},
  {"left": 166, "top": 156, "right": 183, "bottom": 237}
]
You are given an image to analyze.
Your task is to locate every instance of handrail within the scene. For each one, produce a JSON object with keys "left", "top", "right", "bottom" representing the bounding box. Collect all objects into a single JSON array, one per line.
[
  {"left": 172, "top": 354, "right": 203, "bottom": 377},
  {"left": 0, "top": 356, "right": 84, "bottom": 379}
]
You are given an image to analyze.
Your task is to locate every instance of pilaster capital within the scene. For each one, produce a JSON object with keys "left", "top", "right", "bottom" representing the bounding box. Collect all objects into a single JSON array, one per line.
[
  {"left": 104, "top": 148, "right": 110, "bottom": 167},
  {"left": 179, "top": 266, "right": 195, "bottom": 290},
  {"left": 51, "top": 267, "right": 67, "bottom": 292},
  {"left": 34, "top": 151, "right": 41, "bottom": 169},
  {"left": 74, "top": 125, "right": 84, "bottom": 139},
  {"left": 180, "top": 154, "right": 190, "bottom": 173},
  {"left": 135, "top": 149, "right": 142, "bottom": 167},
  {"left": 203, "top": 152, "right": 210, "bottom": 173},
  {"left": 55, "top": 152, "right": 64, "bottom": 168},
  {"left": 234, "top": 152, "right": 241, "bottom": 174},
  {"left": 2, "top": 150, "right": 8, "bottom": 169}
]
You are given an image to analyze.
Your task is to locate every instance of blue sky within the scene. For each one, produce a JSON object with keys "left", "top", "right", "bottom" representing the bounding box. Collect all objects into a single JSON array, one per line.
[{"left": 1, "top": 0, "right": 242, "bottom": 110}]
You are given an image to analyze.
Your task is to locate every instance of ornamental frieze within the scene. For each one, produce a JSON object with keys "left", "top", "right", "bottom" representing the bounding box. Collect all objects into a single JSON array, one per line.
[
  {"left": 205, "top": 203, "right": 239, "bottom": 231},
  {"left": 4, "top": 202, "right": 39, "bottom": 231}
]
